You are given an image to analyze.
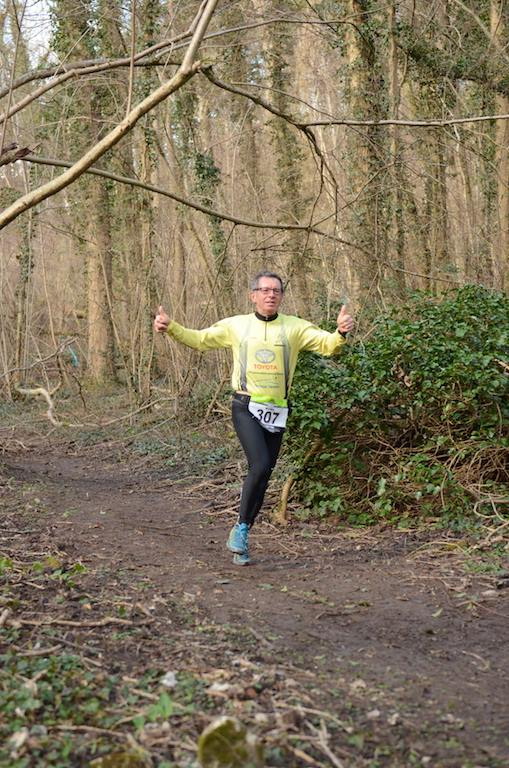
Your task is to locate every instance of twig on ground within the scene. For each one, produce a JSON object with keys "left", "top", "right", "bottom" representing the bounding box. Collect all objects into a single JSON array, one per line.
[
  {"left": 12, "top": 644, "right": 63, "bottom": 656},
  {"left": 16, "top": 384, "right": 63, "bottom": 426},
  {"left": 461, "top": 650, "right": 490, "bottom": 672},
  {"left": 307, "top": 719, "right": 345, "bottom": 767},
  {"left": 13, "top": 615, "right": 154, "bottom": 628},
  {"left": 286, "top": 743, "right": 328, "bottom": 766},
  {"left": 407, "top": 540, "right": 468, "bottom": 558},
  {"left": 52, "top": 724, "right": 127, "bottom": 739},
  {"left": 18, "top": 580, "right": 46, "bottom": 590},
  {"left": 49, "top": 633, "right": 104, "bottom": 660},
  {"left": 121, "top": 678, "right": 158, "bottom": 701},
  {"left": 274, "top": 702, "right": 351, "bottom": 732},
  {"left": 0, "top": 608, "right": 11, "bottom": 626},
  {"left": 247, "top": 626, "right": 276, "bottom": 648}
]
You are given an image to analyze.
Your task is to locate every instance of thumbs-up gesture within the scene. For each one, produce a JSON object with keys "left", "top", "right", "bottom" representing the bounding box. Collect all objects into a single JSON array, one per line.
[
  {"left": 154, "top": 305, "right": 170, "bottom": 333},
  {"left": 337, "top": 304, "right": 354, "bottom": 335}
]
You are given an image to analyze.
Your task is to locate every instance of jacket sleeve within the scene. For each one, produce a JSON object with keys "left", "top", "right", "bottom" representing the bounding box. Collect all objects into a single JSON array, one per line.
[
  {"left": 167, "top": 319, "right": 232, "bottom": 351},
  {"left": 297, "top": 321, "right": 346, "bottom": 357}
]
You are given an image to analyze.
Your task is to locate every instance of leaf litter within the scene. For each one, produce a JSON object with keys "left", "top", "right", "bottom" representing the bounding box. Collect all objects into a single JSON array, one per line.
[{"left": 0, "top": 429, "right": 508, "bottom": 767}]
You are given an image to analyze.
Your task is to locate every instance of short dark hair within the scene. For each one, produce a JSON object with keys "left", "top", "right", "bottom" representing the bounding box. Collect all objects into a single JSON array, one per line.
[{"left": 250, "top": 271, "right": 284, "bottom": 292}]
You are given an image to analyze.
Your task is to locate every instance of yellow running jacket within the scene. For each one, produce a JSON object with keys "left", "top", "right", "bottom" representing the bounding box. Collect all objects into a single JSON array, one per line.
[{"left": 167, "top": 313, "right": 345, "bottom": 406}]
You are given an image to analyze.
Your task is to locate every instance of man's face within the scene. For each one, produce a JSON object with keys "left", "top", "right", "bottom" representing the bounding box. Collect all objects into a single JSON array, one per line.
[{"left": 250, "top": 277, "right": 284, "bottom": 316}]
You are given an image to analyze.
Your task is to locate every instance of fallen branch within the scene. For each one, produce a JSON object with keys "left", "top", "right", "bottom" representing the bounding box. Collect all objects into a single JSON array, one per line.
[
  {"left": 307, "top": 720, "right": 345, "bottom": 768},
  {"left": 13, "top": 615, "right": 154, "bottom": 628},
  {"left": 287, "top": 744, "right": 327, "bottom": 767},
  {"left": 0, "top": 608, "right": 11, "bottom": 627},
  {"left": 52, "top": 724, "right": 127, "bottom": 739},
  {"left": 16, "top": 384, "right": 62, "bottom": 426},
  {"left": 13, "top": 644, "right": 63, "bottom": 656}
]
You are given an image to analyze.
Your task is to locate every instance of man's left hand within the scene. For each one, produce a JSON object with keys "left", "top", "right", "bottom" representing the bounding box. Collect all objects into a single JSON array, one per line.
[{"left": 337, "top": 304, "right": 354, "bottom": 335}]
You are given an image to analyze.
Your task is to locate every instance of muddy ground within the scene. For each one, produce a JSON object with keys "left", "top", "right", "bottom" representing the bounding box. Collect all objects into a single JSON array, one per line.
[{"left": 1, "top": 423, "right": 508, "bottom": 768}]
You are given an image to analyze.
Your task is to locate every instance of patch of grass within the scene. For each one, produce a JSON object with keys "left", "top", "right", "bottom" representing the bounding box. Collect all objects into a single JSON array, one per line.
[
  {"left": 0, "top": 556, "right": 14, "bottom": 575},
  {"left": 463, "top": 546, "right": 507, "bottom": 574}
]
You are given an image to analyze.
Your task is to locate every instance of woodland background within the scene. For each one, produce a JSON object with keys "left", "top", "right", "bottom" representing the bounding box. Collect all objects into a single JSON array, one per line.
[
  {"left": 1, "top": 0, "right": 508, "bottom": 406},
  {"left": 1, "top": 6, "right": 508, "bottom": 765}
]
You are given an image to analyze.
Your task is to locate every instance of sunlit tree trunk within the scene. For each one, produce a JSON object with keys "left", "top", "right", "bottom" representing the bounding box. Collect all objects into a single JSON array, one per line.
[
  {"left": 2, "top": 5, "right": 36, "bottom": 389},
  {"left": 127, "top": 0, "right": 162, "bottom": 400},
  {"left": 50, "top": 0, "right": 119, "bottom": 384}
]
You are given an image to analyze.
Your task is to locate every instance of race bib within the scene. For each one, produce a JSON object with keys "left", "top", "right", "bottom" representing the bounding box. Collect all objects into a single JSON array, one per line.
[{"left": 248, "top": 400, "right": 288, "bottom": 432}]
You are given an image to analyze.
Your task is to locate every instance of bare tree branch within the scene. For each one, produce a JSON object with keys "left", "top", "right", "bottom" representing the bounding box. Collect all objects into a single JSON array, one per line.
[
  {"left": 202, "top": 66, "right": 509, "bottom": 135},
  {"left": 0, "top": 57, "right": 181, "bottom": 127},
  {"left": 0, "top": 0, "right": 220, "bottom": 232},
  {"left": 0, "top": 337, "right": 77, "bottom": 381},
  {"left": 0, "top": 57, "right": 174, "bottom": 103},
  {"left": 302, "top": 114, "right": 509, "bottom": 128},
  {"left": 0, "top": 13, "right": 361, "bottom": 116},
  {"left": 449, "top": 0, "right": 509, "bottom": 68},
  {"left": 201, "top": 66, "right": 338, "bottom": 199},
  {"left": 0, "top": 142, "right": 31, "bottom": 167},
  {"left": 381, "top": 262, "right": 464, "bottom": 286},
  {"left": 126, "top": 0, "right": 137, "bottom": 115},
  {"left": 19, "top": 154, "right": 364, "bottom": 251}
]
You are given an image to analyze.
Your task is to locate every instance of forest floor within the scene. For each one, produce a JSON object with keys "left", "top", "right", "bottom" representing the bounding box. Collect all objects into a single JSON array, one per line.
[{"left": 1, "top": 398, "right": 508, "bottom": 768}]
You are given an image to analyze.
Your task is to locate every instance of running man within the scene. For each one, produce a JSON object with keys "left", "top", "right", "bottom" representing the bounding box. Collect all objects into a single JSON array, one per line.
[{"left": 154, "top": 271, "right": 354, "bottom": 565}]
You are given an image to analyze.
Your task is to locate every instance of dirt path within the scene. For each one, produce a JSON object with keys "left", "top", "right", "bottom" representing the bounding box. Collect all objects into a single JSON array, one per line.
[{"left": 1, "top": 438, "right": 508, "bottom": 767}]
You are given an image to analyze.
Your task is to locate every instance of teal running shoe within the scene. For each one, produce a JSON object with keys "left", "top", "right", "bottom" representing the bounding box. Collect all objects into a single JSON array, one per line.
[
  {"left": 227, "top": 522, "right": 249, "bottom": 554},
  {"left": 233, "top": 550, "right": 251, "bottom": 566}
]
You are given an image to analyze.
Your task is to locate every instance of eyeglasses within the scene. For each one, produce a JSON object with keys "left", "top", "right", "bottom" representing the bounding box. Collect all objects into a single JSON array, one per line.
[{"left": 254, "top": 288, "right": 282, "bottom": 295}]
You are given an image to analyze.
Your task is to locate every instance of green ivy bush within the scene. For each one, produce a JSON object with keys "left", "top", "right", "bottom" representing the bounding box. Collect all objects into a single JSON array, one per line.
[{"left": 287, "top": 285, "right": 508, "bottom": 526}]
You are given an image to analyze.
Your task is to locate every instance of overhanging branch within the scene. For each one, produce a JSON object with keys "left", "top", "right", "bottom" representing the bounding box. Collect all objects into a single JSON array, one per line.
[
  {"left": 201, "top": 66, "right": 338, "bottom": 200},
  {"left": 20, "top": 154, "right": 363, "bottom": 251},
  {"left": 0, "top": 15, "right": 356, "bottom": 102},
  {"left": 0, "top": 0, "right": 220, "bottom": 232},
  {"left": 302, "top": 114, "right": 509, "bottom": 128}
]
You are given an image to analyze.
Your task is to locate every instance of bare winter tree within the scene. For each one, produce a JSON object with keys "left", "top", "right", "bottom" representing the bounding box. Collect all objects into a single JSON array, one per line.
[{"left": 1, "top": 0, "right": 508, "bottom": 401}]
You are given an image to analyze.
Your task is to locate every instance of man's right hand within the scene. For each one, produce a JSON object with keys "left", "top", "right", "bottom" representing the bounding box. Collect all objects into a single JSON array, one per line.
[{"left": 154, "top": 305, "right": 170, "bottom": 333}]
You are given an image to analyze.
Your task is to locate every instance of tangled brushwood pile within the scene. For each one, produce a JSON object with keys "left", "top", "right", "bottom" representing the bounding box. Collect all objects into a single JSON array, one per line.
[{"left": 287, "top": 285, "right": 508, "bottom": 528}]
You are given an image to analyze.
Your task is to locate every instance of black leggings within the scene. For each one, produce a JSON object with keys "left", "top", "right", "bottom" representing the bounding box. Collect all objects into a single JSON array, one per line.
[{"left": 232, "top": 396, "right": 284, "bottom": 527}]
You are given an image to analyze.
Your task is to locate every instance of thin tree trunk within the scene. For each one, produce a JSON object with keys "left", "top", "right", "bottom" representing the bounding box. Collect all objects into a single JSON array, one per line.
[
  {"left": 87, "top": 179, "right": 115, "bottom": 383},
  {"left": 268, "top": 7, "right": 310, "bottom": 308},
  {"left": 491, "top": 0, "right": 509, "bottom": 291},
  {"left": 388, "top": 0, "right": 406, "bottom": 297},
  {"left": 345, "top": 0, "right": 381, "bottom": 300}
]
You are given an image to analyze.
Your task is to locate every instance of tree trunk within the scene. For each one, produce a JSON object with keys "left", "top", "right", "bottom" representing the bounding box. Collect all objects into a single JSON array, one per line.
[
  {"left": 87, "top": 179, "right": 115, "bottom": 384},
  {"left": 387, "top": 0, "right": 406, "bottom": 297},
  {"left": 344, "top": 0, "right": 385, "bottom": 302},
  {"left": 491, "top": 0, "right": 509, "bottom": 291},
  {"left": 267, "top": 9, "right": 310, "bottom": 309}
]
